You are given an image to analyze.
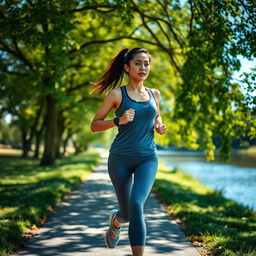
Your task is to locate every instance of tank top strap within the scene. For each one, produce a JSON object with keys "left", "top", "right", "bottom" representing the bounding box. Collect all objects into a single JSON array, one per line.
[
  {"left": 121, "top": 86, "right": 128, "bottom": 99},
  {"left": 146, "top": 87, "right": 157, "bottom": 104}
]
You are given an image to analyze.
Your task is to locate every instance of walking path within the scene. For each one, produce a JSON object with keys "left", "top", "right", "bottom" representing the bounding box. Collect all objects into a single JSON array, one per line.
[{"left": 18, "top": 151, "right": 201, "bottom": 256}]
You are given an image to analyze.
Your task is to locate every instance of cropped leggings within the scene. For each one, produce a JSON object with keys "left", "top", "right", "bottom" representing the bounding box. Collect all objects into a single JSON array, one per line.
[{"left": 108, "top": 153, "right": 158, "bottom": 246}]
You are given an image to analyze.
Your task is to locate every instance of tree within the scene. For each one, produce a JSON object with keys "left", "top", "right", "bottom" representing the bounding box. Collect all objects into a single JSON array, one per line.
[
  {"left": 119, "top": 0, "right": 256, "bottom": 161},
  {"left": 1, "top": 0, "right": 255, "bottom": 164},
  {"left": 0, "top": 0, "right": 125, "bottom": 164}
]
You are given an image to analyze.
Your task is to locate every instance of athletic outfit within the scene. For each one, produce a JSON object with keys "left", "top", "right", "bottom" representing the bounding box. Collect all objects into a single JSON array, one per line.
[{"left": 107, "top": 86, "right": 158, "bottom": 246}]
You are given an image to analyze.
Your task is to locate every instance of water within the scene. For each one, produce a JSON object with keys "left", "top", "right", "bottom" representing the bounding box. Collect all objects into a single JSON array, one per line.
[{"left": 157, "top": 150, "right": 256, "bottom": 211}]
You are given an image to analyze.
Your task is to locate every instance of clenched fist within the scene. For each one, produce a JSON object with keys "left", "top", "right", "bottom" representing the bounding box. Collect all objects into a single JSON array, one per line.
[
  {"left": 119, "top": 108, "right": 135, "bottom": 125},
  {"left": 154, "top": 123, "right": 167, "bottom": 135}
]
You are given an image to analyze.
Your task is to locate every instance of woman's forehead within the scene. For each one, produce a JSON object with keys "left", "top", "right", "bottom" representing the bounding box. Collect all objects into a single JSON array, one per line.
[{"left": 132, "top": 52, "right": 150, "bottom": 62}]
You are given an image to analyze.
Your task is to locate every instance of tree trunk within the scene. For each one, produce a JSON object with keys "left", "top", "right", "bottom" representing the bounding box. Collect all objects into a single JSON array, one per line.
[
  {"left": 62, "top": 128, "right": 76, "bottom": 156},
  {"left": 72, "top": 139, "right": 81, "bottom": 155},
  {"left": 21, "top": 99, "right": 44, "bottom": 158},
  {"left": 34, "top": 131, "right": 40, "bottom": 159},
  {"left": 62, "top": 137, "right": 68, "bottom": 156},
  {"left": 55, "top": 112, "right": 65, "bottom": 158},
  {"left": 40, "top": 94, "right": 58, "bottom": 165},
  {"left": 21, "top": 130, "right": 31, "bottom": 158},
  {"left": 34, "top": 114, "right": 46, "bottom": 159},
  {"left": 33, "top": 127, "right": 43, "bottom": 159}
]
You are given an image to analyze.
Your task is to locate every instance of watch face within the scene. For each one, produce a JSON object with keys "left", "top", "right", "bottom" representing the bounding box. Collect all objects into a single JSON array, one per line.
[{"left": 114, "top": 117, "right": 119, "bottom": 126}]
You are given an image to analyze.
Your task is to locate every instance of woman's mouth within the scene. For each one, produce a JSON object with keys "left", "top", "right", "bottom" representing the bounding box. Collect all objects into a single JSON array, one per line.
[{"left": 138, "top": 72, "right": 146, "bottom": 76}]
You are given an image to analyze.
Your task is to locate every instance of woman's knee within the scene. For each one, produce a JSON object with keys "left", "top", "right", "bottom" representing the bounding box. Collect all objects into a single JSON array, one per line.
[
  {"left": 130, "top": 200, "right": 143, "bottom": 216},
  {"left": 121, "top": 216, "right": 130, "bottom": 223},
  {"left": 117, "top": 212, "right": 129, "bottom": 223}
]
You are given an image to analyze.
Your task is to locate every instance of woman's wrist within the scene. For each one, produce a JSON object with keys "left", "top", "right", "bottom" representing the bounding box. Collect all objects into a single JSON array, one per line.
[{"left": 113, "top": 117, "right": 120, "bottom": 126}]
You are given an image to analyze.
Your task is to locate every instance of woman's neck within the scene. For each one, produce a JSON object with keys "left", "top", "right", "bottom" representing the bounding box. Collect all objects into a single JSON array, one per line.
[{"left": 126, "top": 80, "right": 145, "bottom": 92}]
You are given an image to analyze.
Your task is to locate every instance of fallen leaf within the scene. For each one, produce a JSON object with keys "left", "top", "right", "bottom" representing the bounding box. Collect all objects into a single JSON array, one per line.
[
  {"left": 31, "top": 224, "right": 39, "bottom": 231},
  {"left": 187, "top": 235, "right": 205, "bottom": 243},
  {"left": 24, "top": 233, "right": 33, "bottom": 238},
  {"left": 194, "top": 241, "right": 203, "bottom": 247},
  {"left": 40, "top": 216, "right": 47, "bottom": 224}
]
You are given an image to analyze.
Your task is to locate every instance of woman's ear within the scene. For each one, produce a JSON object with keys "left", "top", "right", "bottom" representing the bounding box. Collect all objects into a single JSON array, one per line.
[{"left": 124, "top": 64, "right": 129, "bottom": 73}]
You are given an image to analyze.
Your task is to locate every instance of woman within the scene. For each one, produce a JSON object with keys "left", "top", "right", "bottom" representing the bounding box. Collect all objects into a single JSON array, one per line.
[{"left": 90, "top": 47, "right": 167, "bottom": 256}]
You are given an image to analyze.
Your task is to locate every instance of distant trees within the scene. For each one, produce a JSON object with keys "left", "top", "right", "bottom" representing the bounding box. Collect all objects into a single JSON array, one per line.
[{"left": 0, "top": 0, "right": 255, "bottom": 165}]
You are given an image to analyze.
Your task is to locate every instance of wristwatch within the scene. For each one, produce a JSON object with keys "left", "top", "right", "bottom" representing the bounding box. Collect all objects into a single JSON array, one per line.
[{"left": 113, "top": 117, "right": 120, "bottom": 126}]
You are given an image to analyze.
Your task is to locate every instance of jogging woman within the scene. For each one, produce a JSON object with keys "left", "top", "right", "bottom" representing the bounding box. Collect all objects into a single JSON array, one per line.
[{"left": 90, "top": 47, "right": 167, "bottom": 256}]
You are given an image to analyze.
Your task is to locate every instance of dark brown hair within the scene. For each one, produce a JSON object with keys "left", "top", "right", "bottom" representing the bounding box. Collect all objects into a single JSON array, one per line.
[{"left": 90, "top": 47, "right": 151, "bottom": 95}]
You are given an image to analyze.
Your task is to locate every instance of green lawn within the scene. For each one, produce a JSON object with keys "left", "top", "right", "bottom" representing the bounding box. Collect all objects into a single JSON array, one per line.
[
  {"left": 0, "top": 151, "right": 99, "bottom": 256},
  {"left": 153, "top": 165, "right": 256, "bottom": 256}
]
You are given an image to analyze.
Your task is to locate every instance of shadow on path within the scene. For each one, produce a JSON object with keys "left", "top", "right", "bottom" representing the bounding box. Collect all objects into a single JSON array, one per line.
[{"left": 18, "top": 153, "right": 200, "bottom": 256}]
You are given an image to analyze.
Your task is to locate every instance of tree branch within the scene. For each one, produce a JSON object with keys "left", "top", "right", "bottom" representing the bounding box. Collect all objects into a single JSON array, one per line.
[
  {"left": 67, "top": 81, "right": 90, "bottom": 93},
  {"left": 69, "top": 36, "right": 159, "bottom": 54},
  {"left": 0, "top": 40, "right": 35, "bottom": 71},
  {"left": 239, "top": 0, "right": 255, "bottom": 25},
  {"left": 2, "top": 69, "right": 29, "bottom": 77},
  {"left": 68, "top": 4, "right": 118, "bottom": 14},
  {"left": 26, "top": 0, "right": 34, "bottom": 7},
  {"left": 154, "top": 18, "right": 172, "bottom": 49},
  {"left": 130, "top": 0, "right": 180, "bottom": 71},
  {"left": 129, "top": 24, "right": 144, "bottom": 37},
  {"left": 131, "top": 1, "right": 184, "bottom": 50},
  {"left": 130, "top": 0, "right": 165, "bottom": 47},
  {"left": 12, "top": 38, "right": 35, "bottom": 71},
  {"left": 0, "top": 42, "right": 20, "bottom": 58},
  {"left": 188, "top": 0, "right": 194, "bottom": 36}
]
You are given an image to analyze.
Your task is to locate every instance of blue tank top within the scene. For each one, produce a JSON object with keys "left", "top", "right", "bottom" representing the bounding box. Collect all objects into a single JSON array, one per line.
[{"left": 109, "top": 86, "right": 158, "bottom": 156}]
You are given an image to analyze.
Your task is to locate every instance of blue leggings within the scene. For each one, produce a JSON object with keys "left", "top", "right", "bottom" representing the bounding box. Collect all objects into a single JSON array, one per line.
[{"left": 107, "top": 153, "right": 158, "bottom": 246}]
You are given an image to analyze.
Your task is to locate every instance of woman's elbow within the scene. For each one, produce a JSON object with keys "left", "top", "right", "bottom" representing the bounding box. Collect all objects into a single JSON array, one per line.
[{"left": 90, "top": 122, "right": 96, "bottom": 132}]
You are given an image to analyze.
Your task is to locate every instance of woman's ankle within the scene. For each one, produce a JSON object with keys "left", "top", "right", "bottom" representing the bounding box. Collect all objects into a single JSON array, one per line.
[
  {"left": 131, "top": 245, "right": 144, "bottom": 256},
  {"left": 113, "top": 216, "right": 122, "bottom": 229}
]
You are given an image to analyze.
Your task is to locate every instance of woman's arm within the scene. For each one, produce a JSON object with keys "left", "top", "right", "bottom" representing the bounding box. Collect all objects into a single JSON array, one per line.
[
  {"left": 152, "top": 88, "right": 167, "bottom": 135},
  {"left": 90, "top": 89, "right": 119, "bottom": 132}
]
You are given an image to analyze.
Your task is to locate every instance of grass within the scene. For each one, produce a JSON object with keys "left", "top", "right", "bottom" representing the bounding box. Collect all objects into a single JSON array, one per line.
[
  {"left": 153, "top": 165, "right": 256, "bottom": 256},
  {"left": 0, "top": 151, "right": 100, "bottom": 256}
]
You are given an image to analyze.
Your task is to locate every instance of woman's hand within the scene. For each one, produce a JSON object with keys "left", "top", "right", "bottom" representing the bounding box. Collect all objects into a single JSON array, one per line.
[
  {"left": 154, "top": 123, "right": 167, "bottom": 135},
  {"left": 119, "top": 108, "right": 135, "bottom": 125}
]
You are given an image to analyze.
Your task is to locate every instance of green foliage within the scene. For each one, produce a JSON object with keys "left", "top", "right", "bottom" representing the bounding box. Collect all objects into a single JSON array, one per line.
[
  {"left": 153, "top": 165, "right": 256, "bottom": 256},
  {"left": 168, "top": 0, "right": 255, "bottom": 161},
  {"left": 0, "top": 151, "right": 99, "bottom": 255},
  {"left": 0, "top": 0, "right": 255, "bottom": 162}
]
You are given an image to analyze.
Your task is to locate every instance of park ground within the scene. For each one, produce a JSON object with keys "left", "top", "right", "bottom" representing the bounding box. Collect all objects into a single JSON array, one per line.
[{"left": 0, "top": 148, "right": 256, "bottom": 256}]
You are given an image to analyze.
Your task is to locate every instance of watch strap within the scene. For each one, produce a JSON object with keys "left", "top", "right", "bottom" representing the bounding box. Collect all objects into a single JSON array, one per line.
[{"left": 113, "top": 117, "right": 120, "bottom": 126}]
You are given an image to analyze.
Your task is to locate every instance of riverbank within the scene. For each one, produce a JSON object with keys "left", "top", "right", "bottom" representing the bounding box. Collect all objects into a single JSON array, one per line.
[
  {"left": 153, "top": 165, "right": 256, "bottom": 256},
  {"left": 0, "top": 151, "right": 99, "bottom": 256},
  {"left": 158, "top": 149, "right": 256, "bottom": 211}
]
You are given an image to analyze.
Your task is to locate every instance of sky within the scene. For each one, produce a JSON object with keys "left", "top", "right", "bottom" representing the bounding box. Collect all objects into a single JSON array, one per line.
[
  {"left": 233, "top": 56, "right": 255, "bottom": 80},
  {"left": 232, "top": 56, "right": 256, "bottom": 97}
]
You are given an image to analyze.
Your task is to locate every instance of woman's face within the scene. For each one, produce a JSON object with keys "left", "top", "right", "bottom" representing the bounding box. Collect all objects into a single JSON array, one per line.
[{"left": 124, "top": 52, "right": 151, "bottom": 81}]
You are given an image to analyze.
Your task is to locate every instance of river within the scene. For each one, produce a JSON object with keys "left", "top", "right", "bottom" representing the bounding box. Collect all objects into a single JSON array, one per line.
[{"left": 157, "top": 150, "right": 256, "bottom": 211}]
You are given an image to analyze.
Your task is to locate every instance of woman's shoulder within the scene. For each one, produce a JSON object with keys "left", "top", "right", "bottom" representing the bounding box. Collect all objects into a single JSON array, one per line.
[
  {"left": 105, "top": 87, "right": 122, "bottom": 102},
  {"left": 148, "top": 87, "right": 161, "bottom": 101},
  {"left": 108, "top": 87, "right": 122, "bottom": 97}
]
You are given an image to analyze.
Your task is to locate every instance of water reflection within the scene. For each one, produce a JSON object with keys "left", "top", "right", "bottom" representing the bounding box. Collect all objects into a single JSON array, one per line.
[{"left": 157, "top": 150, "right": 256, "bottom": 211}]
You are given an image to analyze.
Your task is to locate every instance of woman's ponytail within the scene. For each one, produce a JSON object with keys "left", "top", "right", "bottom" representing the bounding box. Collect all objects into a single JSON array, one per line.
[{"left": 90, "top": 48, "right": 129, "bottom": 95}]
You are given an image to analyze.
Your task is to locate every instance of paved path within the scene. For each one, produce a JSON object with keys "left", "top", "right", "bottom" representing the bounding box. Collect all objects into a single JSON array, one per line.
[{"left": 18, "top": 152, "right": 201, "bottom": 256}]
